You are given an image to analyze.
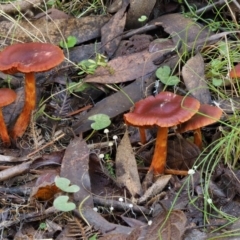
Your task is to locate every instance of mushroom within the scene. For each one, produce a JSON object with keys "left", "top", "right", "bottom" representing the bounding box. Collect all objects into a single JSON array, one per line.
[
  {"left": 0, "top": 42, "right": 64, "bottom": 139},
  {"left": 124, "top": 91, "right": 200, "bottom": 175},
  {"left": 0, "top": 88, "right": 17, "bottom": 146},
  {"left": 229, "top": 63, "right": 240, "bottom": 78},
  {"left": 177, "top": 104, "right": 222, "bottom": 149}
]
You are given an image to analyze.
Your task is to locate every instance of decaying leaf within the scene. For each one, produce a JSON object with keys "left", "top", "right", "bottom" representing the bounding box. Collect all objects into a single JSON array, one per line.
[
  {"left": 0, "top": 15, "right": 110, "bottom": 48},
  {"left": 138, "top": 175, "right": 172, "bottom": 204},
  {"left": 101, "top": 0, "right": 129, "bottom": 58},
  {"left": 126, "top": 0, "right": 156, "bottom": 29},
  {"left": 99, "top": 227, "right": 142, "bottom": 240},
  {"left": 116, "top": 130, "right": 143, "bottom": 197},
  {"left": 152, "top": 13, "right": 212, "bottom": 46},
  {"left": 85, "top": 44, "right": 175, "bottom": 84},
  {"left": 60, "top": 136, "right": 92, "bottom": 206},
  {"left": 31, "top": 171, "right": 60, "bottom": 201},
  {"left": 73, "top": 74, "right": 156, "bottom": 134},
  {"left": 166, "top": 137, "right": 201, "bottom": 170},
  {"left": 182, "top": 53, "right": 211, "bottom": 104},
  {"left": 145, "top": 210, "right": 187, "bottom": 240}
]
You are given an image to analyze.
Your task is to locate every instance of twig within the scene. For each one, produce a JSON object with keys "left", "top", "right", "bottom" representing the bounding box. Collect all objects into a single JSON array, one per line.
[
  {"left": 195, "top": 0, "right": 226, "bottom": 15},
  {"left": 27, "top": 133, "right": 65, "bottom": 158},
  {"left": 0, "top": 160, "right": 33, "bottom": 182},
  {"left": 0, "top": 0, "right": 43, "bottom": 15},
  {"left": 93, "top": 196, "right": 150, "bottom": 215}
]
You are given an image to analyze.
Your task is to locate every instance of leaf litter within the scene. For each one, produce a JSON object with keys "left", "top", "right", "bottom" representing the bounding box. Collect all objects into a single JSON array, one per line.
[{"left": 0, "top": 1, "right": 240, "bottom": 239}]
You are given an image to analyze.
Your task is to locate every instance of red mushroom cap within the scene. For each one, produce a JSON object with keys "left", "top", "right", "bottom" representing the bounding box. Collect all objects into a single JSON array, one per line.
[
  {"left": 0, "top": 88, "right": 17, "bottom": 107},
  {"left": 229, "top": 63, "right": 240, "bottom": 78},
  {"left": 0, "top": 42, "right": 64, "bottom": 74},
  {"left": 124, "top": 91, "right": 200, "bottom": 127},
  {"left": 177, "top": 104, "right": 222, "bottom": 133}
]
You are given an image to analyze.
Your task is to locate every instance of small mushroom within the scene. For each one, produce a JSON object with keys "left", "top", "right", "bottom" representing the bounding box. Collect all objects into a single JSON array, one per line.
[
  {"left": 124, "top": 91, "right": 200, "bottom": 175},
  {"left": 0, "top": 42, "right": 64, "bottom": 139},
  {"left": 229, "top": 63, "right": 240, "bottom": 78},
  {"left": 0, "top": 88, "right": 17, "bottom": 146},
  {"left": 177, "top": 104, "right": 222, "bottom": 149}
]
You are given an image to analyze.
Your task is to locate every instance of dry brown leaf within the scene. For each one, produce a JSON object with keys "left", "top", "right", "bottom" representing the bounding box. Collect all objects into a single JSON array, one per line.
[
  {"left": 98, "top": 227, "right": 142, "bottom": 240},
  {"left": 0, "top": 15, "right": 110, "bottom": 48},
  {"left": 182, "top": 53, "right": 211, "bottom": 104},
  {"left": 145, "top": 210, "right": 187, "bottom": 240},
  {"left": 73, "top": 74, "right": 156, "bottom": 134},
  {"left": 101, "top": 0, "right": 129, "bottom": 58},
  {"left": 138, "top": 175, "right": 172, "bottom": 204},
  {"left": 85, "top": 46, "right": 175, "bottom": 84},
  {"left": 116, "top": 130, "right": 143, "bottom": 197},
  {"left": 166, "top": 137, "right": 201, "bottom": 170},
  {"left": 152, "top": 13, "right": 212, "bottom": 46},
  {"left": 98, "top": 233, "right": 128, "bottom": 240},
  {"left": 31, "top": 171, "right": 60, "bottom": 201},
  {"left": 60, "top": 136, "right": 92, "bottom": 206},
  {"left": 126, "top": 0, "right": 156, "bottom": 29}
]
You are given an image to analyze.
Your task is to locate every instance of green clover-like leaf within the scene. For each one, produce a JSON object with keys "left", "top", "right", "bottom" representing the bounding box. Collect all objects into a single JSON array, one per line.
[
  {"left": 156, "top": 66, "right": 180, "bottom": 86},
  {"left": 163, "top": 76, "right": 180, "bottom": 86},
  {"left": 156, "top": 66, "right": 171, "bottom": 82},
  {"left": 59, "top": 36, "right": 77, "bottom": 49},
  {"left": 138, "top": 15, "right": 147, "bottom": 22},
  {"left": 88, "top": 114, "right": 111, "bottom": 130},
  {"left": 55, "top": 176, "right": 80, "bottom": 193},
  {"left": 53, "top": 196, "right": 76, "bottom": 212},
  {"left": 212, "top": 78, "right": 223, "bottom": 87}
]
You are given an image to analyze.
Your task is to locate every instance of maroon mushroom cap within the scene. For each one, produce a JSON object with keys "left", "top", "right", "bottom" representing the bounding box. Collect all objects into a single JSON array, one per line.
[
  {"left": 0, "top": 88, "right": 17, "bottom": 107},
  {"left": 124, "top": 91, "right": 200, "bottom": 127},
  {"left": 0, "top": 42, "right": 64, "bottom": 74},
  {"left": 177, "top": 104, "right": 222, "bottom": 133}
]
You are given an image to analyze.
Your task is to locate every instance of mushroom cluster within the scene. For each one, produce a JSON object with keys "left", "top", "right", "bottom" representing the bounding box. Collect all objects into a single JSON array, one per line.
[
  {"left": 0, "top": 42, "right": 64, "bottom": 140},
  {"left": 124, "top": 91, "right": 222, "bottom": 175}
]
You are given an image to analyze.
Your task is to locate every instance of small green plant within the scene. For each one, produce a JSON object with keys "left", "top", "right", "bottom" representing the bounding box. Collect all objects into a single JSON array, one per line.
[
  {"left": 59, "top": 36, "right": 77, "bottom": 49},
  {"left": 53, "top": 176, "right": 80, "bottom": 212},
  {"left": 39, "top": 222, "right": 47, "bottom": 230},
  {"left": 88, "top": 234, "right": 97, "bottom": 240},
  {"left": 67, "top": 82, "right": 93, "bottom": 94},
  {"left": 55, "top": 176, "right": 80, "bottom": 192},
  {"left": 104, "top": 153, "right": 115, "bottom": 178},
  {"left": 156, "top": 65, "right": 180, "bottom": 86},
  {"left": 88, "top": 114, "right": 111, "bottom": 131},
  {"left": 138, "top": 15, "right": 147, "bottom": 22},
  {"left": 78, "top": 53, "right": 107, "bottom": 76}
]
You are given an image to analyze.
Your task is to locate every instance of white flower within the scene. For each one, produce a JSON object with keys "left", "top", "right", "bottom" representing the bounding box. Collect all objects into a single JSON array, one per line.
[
  {"left": 207, "top": 198, "right": 213, "bottom": 204},
  {"left": 113, "top": 135, "right": 118, "bottom": 140},
  {"left": 93, "top": 207, "right": 98, "bottom": 212},
  {"left": 110, "top": 206, "right": 114, "bottom": 211},
  {"left": 118, "top": 197, "right": 123, "bottom": 202},
  {"left": 148, "top": 220, "right": 153, "bottom": 226},
  {"left": 108, "top": 142, "right": 113, "bottom": 147},
  {"left": 188, "top": 169, "right": 195, "bottom": 175},
  {"left": 104, "top": 129, "right": 109, "bottom": 134},
  {"left": 129, "top": 204, "right": 133, "bottom": 208},
  {"left": 99, "top": 154, "right": 104, "bottom": 159}
]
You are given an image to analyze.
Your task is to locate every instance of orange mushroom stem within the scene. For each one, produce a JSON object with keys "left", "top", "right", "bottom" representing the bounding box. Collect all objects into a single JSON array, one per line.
[
  {"left": 0, "top": 110, "right": 11, "bottom": 146},
  {"left": 139, "top": 127, "right": 147, "bottom": 144},
  {"left": 0, "top": 88, "right": 17, "bottom": 146},
  {"left": 193, "top": 128, "right": 202, "bottom": 149},
  {"left": 11, "top": 72, "right": 36, "bottom": 139},
  {"left": 149, "top": 127, "right": 168, "bottom": 174}
]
